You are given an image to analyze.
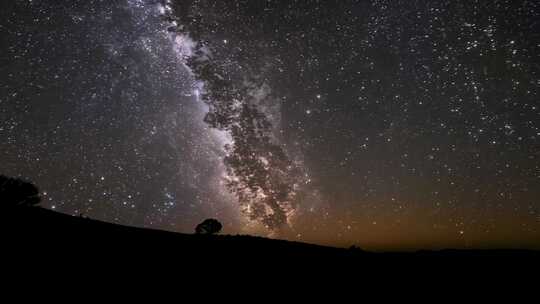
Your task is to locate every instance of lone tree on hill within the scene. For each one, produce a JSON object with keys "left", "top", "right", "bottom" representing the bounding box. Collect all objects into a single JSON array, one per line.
[
  {"left": 195, "top": 218, "right": 222, "bottom": 235},
  {"left": 0, "top": 175, "right": 41, "bottom": 208}
]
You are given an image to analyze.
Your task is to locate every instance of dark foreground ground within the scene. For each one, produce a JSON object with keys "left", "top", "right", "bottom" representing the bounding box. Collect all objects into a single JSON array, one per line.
[{"left": 2, "top": 206, "right": 538, "bottom": 283}]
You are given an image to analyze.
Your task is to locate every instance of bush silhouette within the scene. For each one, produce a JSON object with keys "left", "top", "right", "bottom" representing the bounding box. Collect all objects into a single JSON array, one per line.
[
  {"left": 195, "top": 218, "right": 222, "bottom": 235},
  {"left": 0, "top": 175, "right": 41, "bottom": 208}
]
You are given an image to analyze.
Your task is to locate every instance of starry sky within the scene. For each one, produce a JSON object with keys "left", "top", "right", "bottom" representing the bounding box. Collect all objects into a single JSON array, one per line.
[{"left": 1, "top": 0, "right": 539, "bottom": 250}]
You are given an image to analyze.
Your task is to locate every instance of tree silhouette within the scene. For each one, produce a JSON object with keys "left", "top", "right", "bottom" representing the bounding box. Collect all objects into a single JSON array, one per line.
[
  {"left": 195, "top": 218, "right": 222, "bottom": 235},
  {"left": 0, "top": 175, "right": 41, "bottom": 208}
]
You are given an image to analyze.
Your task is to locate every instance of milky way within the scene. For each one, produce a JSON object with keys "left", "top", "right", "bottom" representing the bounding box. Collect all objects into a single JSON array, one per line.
[
  {"left": 1, "top": 0, "right": 243, "bottom": 233},
  {"left": 160, "top": 0, "right": 310, "bottom": 231},
  {"left": 1, "top": 0, "right": 539, "bottom": 249}
]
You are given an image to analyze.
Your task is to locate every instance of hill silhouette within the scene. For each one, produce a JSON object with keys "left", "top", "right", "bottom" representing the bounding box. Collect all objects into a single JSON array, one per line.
[
  {"left": 1, "top": 176, "right": 537, "bottom": 277},
  {"left": 3, "top": 206, "right": 538, "bottom": 269},
  {"left": 1, "top": 205, "right": 536, "bottom": 298}
]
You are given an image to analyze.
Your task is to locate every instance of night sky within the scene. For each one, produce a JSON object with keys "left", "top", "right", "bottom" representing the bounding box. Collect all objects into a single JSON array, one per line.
[{"left": 1, "top": 0, "right": 539, "bottom": 250}]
